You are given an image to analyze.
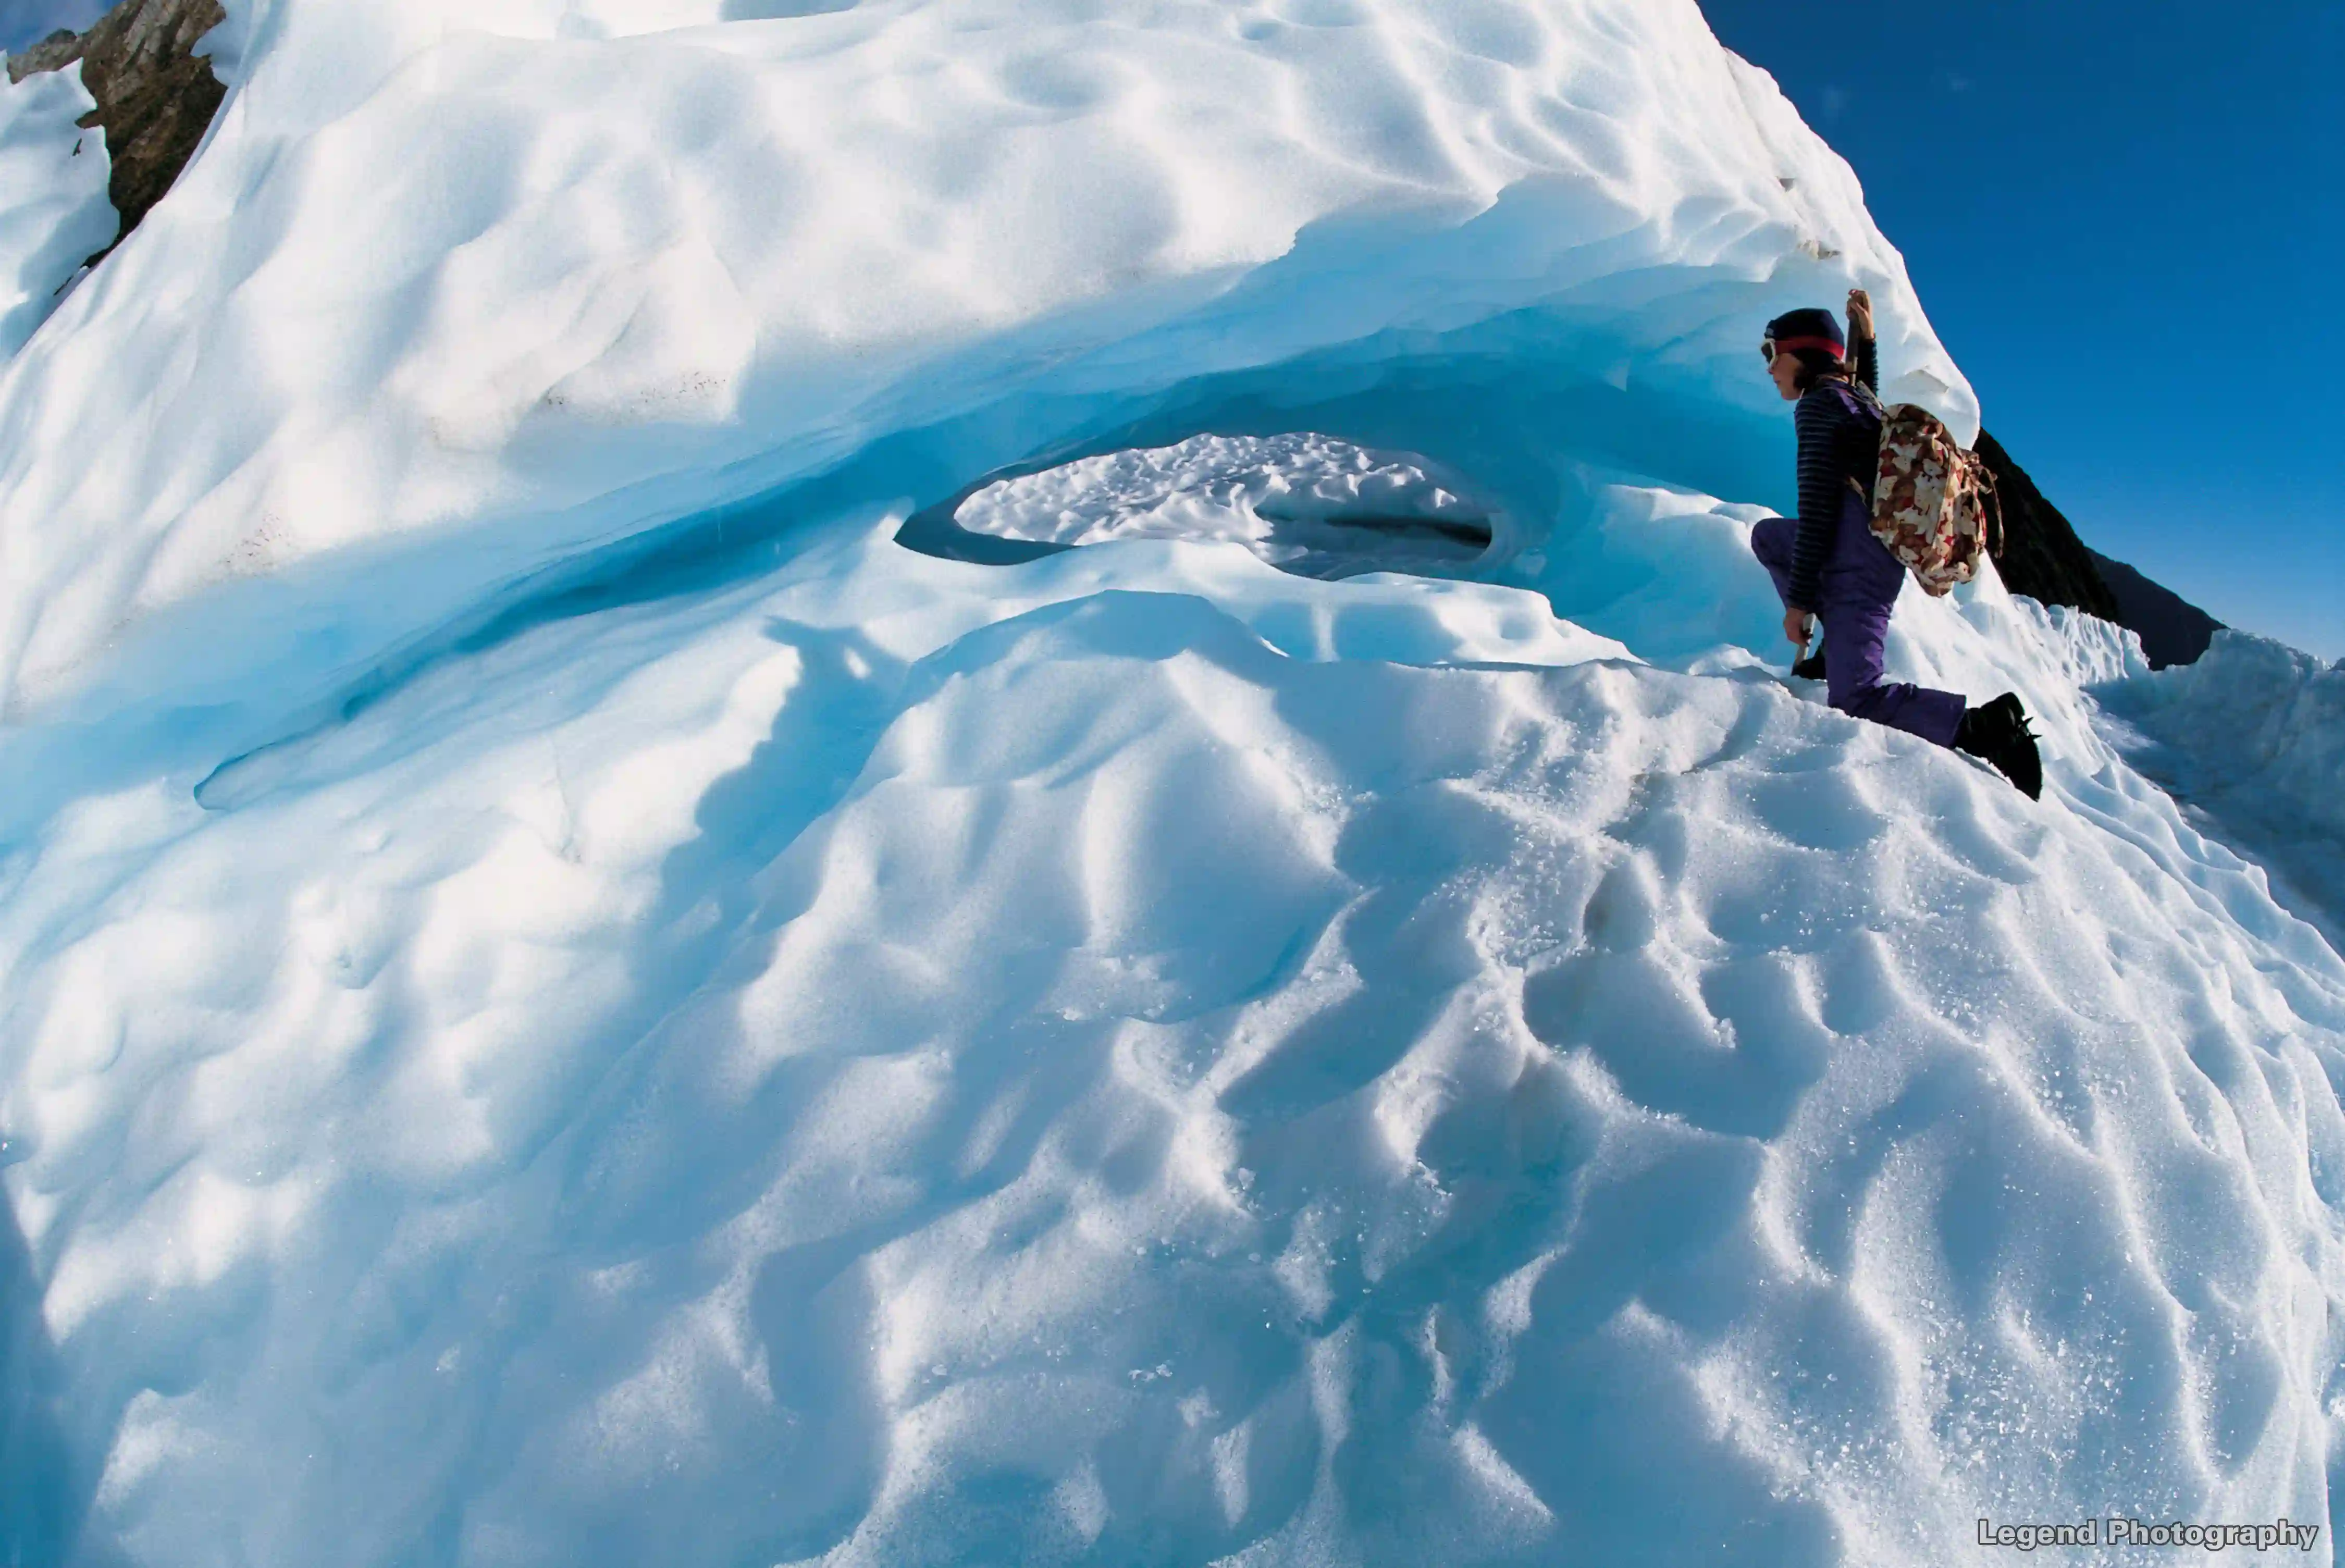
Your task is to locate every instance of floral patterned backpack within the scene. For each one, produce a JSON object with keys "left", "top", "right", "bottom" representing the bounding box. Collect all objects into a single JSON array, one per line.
[{"left": 1854, "top": 395, "right": 2004, "bottom": 597}]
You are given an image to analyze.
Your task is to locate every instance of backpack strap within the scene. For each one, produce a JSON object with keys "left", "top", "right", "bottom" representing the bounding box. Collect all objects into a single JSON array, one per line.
[
  {"left": 1824, "top": 376, "right": 1883, "bottom": 428},
  {"left": 1825, "top": 378, "right": 1882, "bottom": 503}
]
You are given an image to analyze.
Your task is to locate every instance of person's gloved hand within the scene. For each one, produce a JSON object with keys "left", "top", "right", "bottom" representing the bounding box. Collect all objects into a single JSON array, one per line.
[
  {"left": 1784, "top": 607, "right": 1815, "bottom": 651},
  {"left": 1846, "top": 288, "right": 1875, "bottom": 343}
]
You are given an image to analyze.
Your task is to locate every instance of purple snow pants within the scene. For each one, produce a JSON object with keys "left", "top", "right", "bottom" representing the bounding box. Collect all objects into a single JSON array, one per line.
[{"left": 1751, "top": 492, "right": 1966, "bottom": 749}]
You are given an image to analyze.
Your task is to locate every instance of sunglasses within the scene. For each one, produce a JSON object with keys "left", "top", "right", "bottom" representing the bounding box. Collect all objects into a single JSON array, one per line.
[{"left": 1760, "top": 334, "right": 1847, "bottom": 367}]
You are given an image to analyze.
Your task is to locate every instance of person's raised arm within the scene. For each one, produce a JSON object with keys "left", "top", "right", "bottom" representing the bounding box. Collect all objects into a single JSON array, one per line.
[{"left": 1847, "top": 288, "right": 1879, "bottom": 392}]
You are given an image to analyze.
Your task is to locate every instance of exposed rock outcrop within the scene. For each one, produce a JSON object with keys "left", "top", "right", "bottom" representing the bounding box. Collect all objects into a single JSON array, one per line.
[{"left": 6, "top": 0, "right": 226, "bottom": 255}]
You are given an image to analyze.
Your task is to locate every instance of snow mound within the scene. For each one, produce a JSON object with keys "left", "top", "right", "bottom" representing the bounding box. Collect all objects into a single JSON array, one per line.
[
  {"left": 2103, "top": 632, "right": 2345, "bottom": 844},
  {"left": 2094, "top": 630, "right": 2345, "bottom": 943},
  {"left": 953, "top": 434, "right": 1497, "bottom": 579},
  {"left": 0, "top": 57, "right": 112, "bottom": 356},
  {"left": 0, "top": 0, "right": 1976, "bottom": 713}
]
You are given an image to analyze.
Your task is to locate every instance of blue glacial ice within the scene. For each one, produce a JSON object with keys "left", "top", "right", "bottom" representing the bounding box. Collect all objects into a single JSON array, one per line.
[{"left": 0, "top": 2, "right": 2341, "bottom": 1566}]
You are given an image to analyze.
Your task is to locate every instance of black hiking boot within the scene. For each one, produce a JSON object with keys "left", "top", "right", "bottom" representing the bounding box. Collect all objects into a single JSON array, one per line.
[
  {"left": 1791, "top": 647, "right": 1828, "bottom": 681},
  {"left": 1955, "top": 692, "right": 2043, "bottom": 800}
]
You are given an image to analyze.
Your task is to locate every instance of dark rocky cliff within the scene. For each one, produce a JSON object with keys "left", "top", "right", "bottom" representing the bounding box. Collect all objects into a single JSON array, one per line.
[{"left": 7, "top": 0, "right": 227, "bottom": 254}]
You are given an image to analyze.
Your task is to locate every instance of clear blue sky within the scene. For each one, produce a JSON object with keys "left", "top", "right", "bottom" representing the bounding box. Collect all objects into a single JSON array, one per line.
[
  {"left": 0, "top": 0, "right": 100, "bottom": 50},
  {"left": 1700, "top": 0, "right": 2343, "bottom": 661}
]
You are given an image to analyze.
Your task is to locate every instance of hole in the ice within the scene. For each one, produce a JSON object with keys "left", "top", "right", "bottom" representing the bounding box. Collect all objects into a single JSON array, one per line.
[
  {"left": 899, "top": 433, "right": 1499, "bottom": 582},
  {"left": 720, "top": 0, "right": 859, "bottom": 18}
]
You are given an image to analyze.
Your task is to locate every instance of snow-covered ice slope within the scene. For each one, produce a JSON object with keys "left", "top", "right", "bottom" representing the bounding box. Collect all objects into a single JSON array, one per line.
[
  {"left": 2099, "top": 632, "right": 2345, "bottom": 856},
  {"left": 2095, "top": 631, "right": 2345, "bottom": 945},
  {"left": 3, "top": 2, "right": 2343, "bottom": 1566},
  {"left": 14, "top": 519, "right": 2345, "bottom": 1568},
  {"left": 0, "top": 0, "right": 1976, "bottom": 715},
  {"left": 0, "top": 56, "right": 112, "bottom": 357}
]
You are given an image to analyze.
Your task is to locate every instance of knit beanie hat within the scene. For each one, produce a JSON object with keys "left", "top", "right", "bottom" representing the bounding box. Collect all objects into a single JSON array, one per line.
[{"left": 1764, "top": 307, "right": 1846, "bottom": 360}]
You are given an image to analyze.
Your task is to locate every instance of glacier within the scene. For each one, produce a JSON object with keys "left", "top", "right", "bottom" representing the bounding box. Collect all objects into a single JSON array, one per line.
[
  {"left": 1, "top": 1, "right": 2342, "bottom": 1565},
  {"left": 0, "top": 52, "right": 112, "bottom": 357},
  {"left": 2095, "top": 632, "right": 2345, "bottom": 950}
]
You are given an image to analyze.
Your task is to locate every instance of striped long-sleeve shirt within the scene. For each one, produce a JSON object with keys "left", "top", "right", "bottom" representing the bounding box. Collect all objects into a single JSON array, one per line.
[{"left": 1786, "top": 335, "right": 1882, "bottom": 611}]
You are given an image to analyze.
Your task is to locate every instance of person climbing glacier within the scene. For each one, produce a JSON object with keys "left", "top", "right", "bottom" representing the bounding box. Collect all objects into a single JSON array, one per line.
[{"left": 1749, "top": 289, "right": 2045, "bottom": 798}]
